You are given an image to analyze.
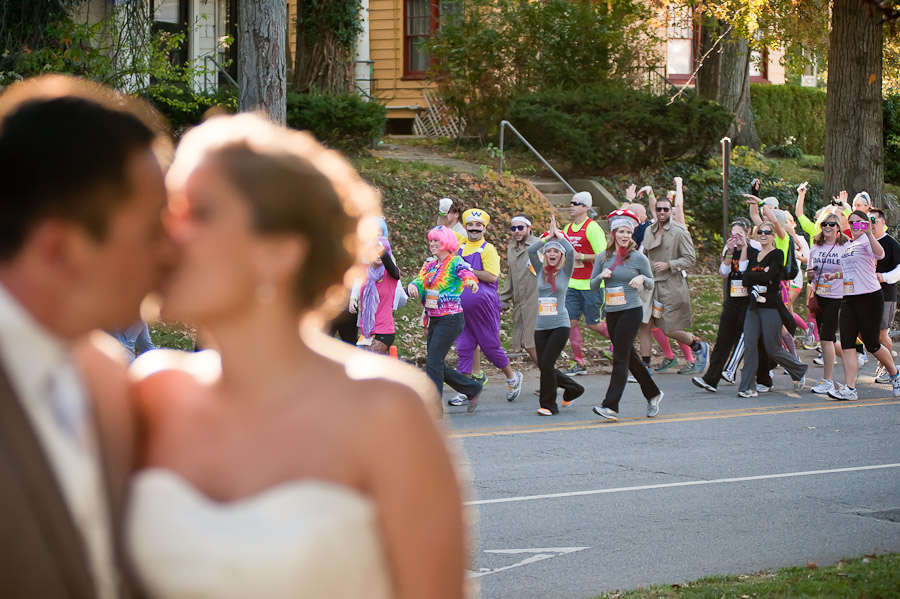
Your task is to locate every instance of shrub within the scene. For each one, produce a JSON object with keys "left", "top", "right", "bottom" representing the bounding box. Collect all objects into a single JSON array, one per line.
[
  {"left": 143, "top": 85, "right": 237, "bottom": 136},
  {"left": 751, "top": 84, "right": 826, "bottom": 155},
  {"left": 286, "top": 91, "right": 386, "bottom": 154},
  {"left": 885, "top": 94, "right": 900, "bottom": 185},
  {"left": 766, "top": 144, "right": 804, "bottom": 159},
  {"left": 506, "top": 85, "right": 733, "bottom": 170}
]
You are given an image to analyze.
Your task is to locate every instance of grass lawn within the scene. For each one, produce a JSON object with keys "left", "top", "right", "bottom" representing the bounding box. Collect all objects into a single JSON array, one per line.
[{"left": 594, "top": 553, "right": 900, "bottom": 599}]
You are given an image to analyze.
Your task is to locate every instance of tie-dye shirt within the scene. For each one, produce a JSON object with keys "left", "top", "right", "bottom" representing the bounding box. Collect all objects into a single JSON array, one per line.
[{"left": 410, "top": 254, "right": 479, "bottom": 317}]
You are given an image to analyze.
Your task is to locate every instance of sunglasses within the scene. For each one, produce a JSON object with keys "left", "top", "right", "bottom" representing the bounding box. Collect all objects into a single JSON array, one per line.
[
  {"left": 757, "top": 229, "right": 774, "bottom": 236},
  {"left": 656, "top": 207, "right": 671, "bottom": 213},
  {"left": 820, "top": 221, "right": 839, "bottom": 228},
  {"left": 570, "top": 201, "right": 584, "bottom": 207},
  {"left": 509, "top": 225, "right": 526, "bottom": 232},
  {"left": 870, "top": 215, "right": 878, "bottom": 223}
]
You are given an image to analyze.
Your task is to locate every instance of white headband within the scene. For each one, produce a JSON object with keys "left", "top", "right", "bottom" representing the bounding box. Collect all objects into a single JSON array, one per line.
[{"left": 511, "top": 216, "right": 532, "bottom": 227}]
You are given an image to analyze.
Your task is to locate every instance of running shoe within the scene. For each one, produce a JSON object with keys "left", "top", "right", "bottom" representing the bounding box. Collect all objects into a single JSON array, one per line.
[
  {"left": 756, "top": 383, "right": 771, "bottom": 393},
  {"left": 737, "top": 389, "right": 758, "bottom": 398},
  {"left": 691, "top": 376, "right": 716, "bottom": 392},
  {"left": 693, "top": 341, "right": 710, "bottom": 375},
  {"left": 893, "top": 372, "right": 900, "bottom": 398},
  {"left": 813, "top": 353, "right": 837, "bottom": 366},
  {"left": 627, "top": 374, "right": 637, "bottom": 383},
  {"left": 561, "top": 385, "right": 584, "bottom": 407},
  {"left": 592, "top": 406, "right": 619, "bottom": 421},
  {"left": 875, "top": 364, "right": 891, "bottom": 384},
  {"left": 600, "top": 349, "right": 614, "bottom": 361},
  {"left": 811, "top": 380, "right": 834, "bottom": 394},
  {"left": 467, "top": 392, "right": 480, "bottom": 413},
  {"left": 827, "top": 386, "right": 858, "bottom": 401},
  {"left": 858, "top": 352, "right": 869, "bottom": 369},
  {"left": 564, "top": 363, "right": 587, "bottom": 376},
  {"left": 646, "top": 391, "right": 664, "bottom": 418},
  {"left": 537, "top": 408, "right": 554, "bottom": 416},
  {"left": 447, "top": 393, "right": 467, "bottom": 406},
  {"left": 677, "top": 361, "right": 697, "bottom": 375},
  {"left": 654, "top": 357, "right": 678, "bottom": 373},
  {"left": 506, "top": 371, "right": 523, "bottom": 402},
  {"left": 471, "top": 372, "right": 487, "bottom": 385},
  {"left": 794, "top": 372, "right": 806, "bottom": 390},
  {"left": 720, "top": 371, "right": 736, "bottom": 385}
]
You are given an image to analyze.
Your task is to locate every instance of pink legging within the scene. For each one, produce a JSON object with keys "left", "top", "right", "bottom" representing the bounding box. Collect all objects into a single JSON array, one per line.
[
  {"left": 652, "top": 328, "right": 693, "bottom": 362},
  {"left": 570, "top": 322, "right": 612, "bottom": 365}
]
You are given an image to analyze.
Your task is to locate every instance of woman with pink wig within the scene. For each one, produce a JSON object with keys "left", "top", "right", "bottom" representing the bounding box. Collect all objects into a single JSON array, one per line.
[{"left": 408, "top": 226, "right": 482, "bottom": 412}]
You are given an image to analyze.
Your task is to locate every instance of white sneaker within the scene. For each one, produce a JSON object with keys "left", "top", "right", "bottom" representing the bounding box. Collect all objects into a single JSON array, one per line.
[
  {"left": 858, "top": 353, "right": 869, "bottom": 369},
  {"left": 813, "top": 354, "right": 838, "bottom": 366},
  {"left": 506, "top": 371, "right": 523, "bottom": 402},
  {"left": 756, "top": 383, "right": 771, "bottom": 393},
  {"left": 811, "top": 380, "right": 835, "bottom": 394},
  {"left": 447, "top": 393, "right": 467, "bottom": 406},
  {"left": 892, "top": 372, "right": 900, "bottom": 398},
  {"left": 875, "top": 364, "right": 891, "bottom": 384},
  {"left": 737, "top": 389, "right": 758, "bottom": 398},
  {"left": 627, "top": 374, "right": 637, "bottom": 383},
  {"left": 827, "top": 386, "right": 858, "bottom": 401},
  {"left": 720, "top": 371, "right": 736, "bottom": 385},
  {"left": 794, "top": 373, "right": 806, "bottom": 390}
]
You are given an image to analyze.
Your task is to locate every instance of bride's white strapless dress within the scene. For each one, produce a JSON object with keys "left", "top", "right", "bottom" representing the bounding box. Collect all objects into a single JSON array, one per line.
[{"left": 126, "top": 468, "right": 394, "bottom": 599}]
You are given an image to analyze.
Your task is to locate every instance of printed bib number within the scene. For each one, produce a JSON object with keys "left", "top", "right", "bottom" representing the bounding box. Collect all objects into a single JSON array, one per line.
[
  {"left": 816, "top": 282, "right": 832, "bottom": 296},
  {"left": 606, "top": 286, "right": 626, "bottom": 306},
  {"left": 843, "top": 280, "right": 854, "bottom": 295},
  {"left": 425, "top": 289, "right": 439, "bottom": 309},
  {"left": 538, "top": 297, "right": 558, "bottom": 316},
  {"left": 730, "top": 280, "right": 748, "bottom": 297},
  {"left": 652, "top": 300, "right": 663, "bottom": 319}
]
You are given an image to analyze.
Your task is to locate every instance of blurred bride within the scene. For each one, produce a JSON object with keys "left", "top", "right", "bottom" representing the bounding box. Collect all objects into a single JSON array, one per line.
[{"left": 125, "top": 114, "right": 466, "bottom": 599}]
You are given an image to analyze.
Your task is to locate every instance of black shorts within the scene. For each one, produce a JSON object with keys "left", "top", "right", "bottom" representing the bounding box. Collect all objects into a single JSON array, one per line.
[
  {"left": 840, "top": 290, "right": 884, "bottom": 353},
  {"left": 373, "top": 333, "right": 395, "bottom": 347},
  {"left": 815, "top": 295, "right": 841, "bottom": 342}
]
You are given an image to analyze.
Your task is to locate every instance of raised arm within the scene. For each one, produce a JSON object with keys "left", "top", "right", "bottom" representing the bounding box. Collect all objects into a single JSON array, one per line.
[
  {"left": 760, "top": 204, "right": 786, "bottom": 240},
  {"left": 672, "top": 177, "right": 686, "bottom": 225},
  {"left": 744, "top": 194, "right": 763, "bottom": 226}
]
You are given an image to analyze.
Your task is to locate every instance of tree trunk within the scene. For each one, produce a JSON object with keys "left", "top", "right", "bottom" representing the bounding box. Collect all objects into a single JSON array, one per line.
[
  {"left": 238, "top": 0, "right": 287, "bottom": 124},
  {"left": 824, "top": 0, "right": 883, "bottom": 205},
  {"left": 695, "top": 17, "right": 723, "bottom": 102},
  {"left": 719, "top": 34, "right": 760, "bottom": 149},
  {"left": 293, "top": 0, "right": 355, "bottom": 93}
]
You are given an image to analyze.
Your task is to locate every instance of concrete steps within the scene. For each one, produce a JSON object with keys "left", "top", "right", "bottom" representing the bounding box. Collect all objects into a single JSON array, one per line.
[{"left": 530, "top": 177, "right": 623, "bottom": 230}]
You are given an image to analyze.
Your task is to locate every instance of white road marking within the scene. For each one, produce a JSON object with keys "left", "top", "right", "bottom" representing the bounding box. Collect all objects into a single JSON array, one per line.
[
  {"left": 465, "top": 463, "right": 900, "bottom": 506},
  {"left": 466, "top": 547, "right": 589, "bottom": 579}
]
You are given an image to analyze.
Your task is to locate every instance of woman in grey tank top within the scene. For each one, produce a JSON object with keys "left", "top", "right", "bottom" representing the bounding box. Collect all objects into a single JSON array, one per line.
[
  {"left": 527, "top": 215, "right": 585, "bottom": 415},
  {"left": 590, "top": 209, "right": 664, "bottom": 421}
]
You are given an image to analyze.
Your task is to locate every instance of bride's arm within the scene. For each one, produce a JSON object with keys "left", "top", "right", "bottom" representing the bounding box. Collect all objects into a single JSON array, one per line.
[{"left": 364, "top": 385, "right": 467, "bottom": 599}]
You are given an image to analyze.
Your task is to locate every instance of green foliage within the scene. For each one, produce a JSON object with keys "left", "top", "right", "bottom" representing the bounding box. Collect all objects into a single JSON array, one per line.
[
  {"left": 885, "top": 94, "right": 900, "bottom": 185},
  {"left": 506, "top": 85, "right": 733, "bottom": 170},
  {"left": 286, "top": 91, "right": 386, "bottom": 154},
  {"left": 426, "top": 0, "right": 660, "bottom": 136},
  {"left": 766, "top": 143, "right": 804, "bottom": 159},
  {"left": 597, "top": 147, "right": 826, "bottom": 251},
  {"left": 751, "top": 84, "right": 826, "bottom": 155},
  {"left": 297, "top": 0, "right": 363, "bottom": 50},
  {"left": 145, "top": 85, "right": 237, "bottom": 137}
]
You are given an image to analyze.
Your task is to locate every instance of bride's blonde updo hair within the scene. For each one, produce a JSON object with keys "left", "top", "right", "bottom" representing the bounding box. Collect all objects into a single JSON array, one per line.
[{"left": 167, "top": 113, "right": 381, "bottom": 317}]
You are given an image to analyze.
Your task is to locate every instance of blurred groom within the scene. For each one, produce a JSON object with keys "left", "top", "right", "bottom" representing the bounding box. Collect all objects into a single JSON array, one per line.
[{"left": 0, "top": 75, "right": 171, "bottom": 598}]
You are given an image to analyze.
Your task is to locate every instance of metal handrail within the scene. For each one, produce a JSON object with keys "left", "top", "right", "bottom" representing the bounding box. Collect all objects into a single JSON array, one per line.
[
  {"left": 205, "top": 55, "right": 239, "bottom": 90},
  {"left": 498, "top": 120, "right": 575, "bottom": 194}
]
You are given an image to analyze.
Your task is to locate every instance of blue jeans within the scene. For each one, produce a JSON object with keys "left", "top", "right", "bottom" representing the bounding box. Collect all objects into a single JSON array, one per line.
[
  {"left": 426, "top": 313, "right": 482, "bottom": 399},
  {"left": 112, "top": 320, "right": 155, "bottom": 362}
]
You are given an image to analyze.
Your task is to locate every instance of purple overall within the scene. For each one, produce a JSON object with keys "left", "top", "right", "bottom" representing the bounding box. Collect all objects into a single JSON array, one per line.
[{"left": 457, "top": 241, "right": 510, "bottom": 373}]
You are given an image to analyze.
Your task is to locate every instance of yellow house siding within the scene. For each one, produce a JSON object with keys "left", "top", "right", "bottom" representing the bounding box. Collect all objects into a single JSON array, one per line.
[{"left": 370, "top": 0, "right": 434, "bottom": 118}]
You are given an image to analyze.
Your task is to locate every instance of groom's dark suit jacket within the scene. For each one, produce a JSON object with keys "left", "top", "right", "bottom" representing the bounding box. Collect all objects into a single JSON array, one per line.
[{"left": 0, "top": 350, "right": 140, "bottom": 599}]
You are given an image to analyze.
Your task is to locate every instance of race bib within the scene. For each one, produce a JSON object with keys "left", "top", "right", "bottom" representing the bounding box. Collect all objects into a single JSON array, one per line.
[
  {"left": 356, "top": 335, "right": 373, "bottom": 347},
  {"left": 816, "top": 282, "right": 832, "bottom": 296},
  {"left": 843, "top": 279, "right": 854, "bottom": 295},
  {"left": 425, "top": 289, "right": 439, "bottom": 309},
  {"left": 652, "top": 300, "right": 663, "bottom": 319},
  {"left": 574, "top": 258, "right": 584, "bottom": 270},
  {"left": 605, "top": 286, "right": 626, "bottom": 306},
  {"left": 538, "top": 297, "right": 558, "bottom": 316},
  {"left": 730, "top": 280, "right": 748, "bottom": 297}
]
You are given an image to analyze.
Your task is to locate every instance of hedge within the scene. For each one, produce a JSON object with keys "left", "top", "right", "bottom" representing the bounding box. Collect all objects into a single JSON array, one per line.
[
  {"left": 286, "top": 91, "right": 386, "bottom": 155},
  {"left": 507, "top": 85, "right": 733, "bottom": 170},
  {"left": 751, "top": 84, "right": 826, "bottom": 155}
]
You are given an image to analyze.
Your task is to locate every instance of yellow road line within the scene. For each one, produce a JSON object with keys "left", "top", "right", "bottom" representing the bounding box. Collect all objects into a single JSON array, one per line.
[{"left": 449, "top": 399, "right": 898, "bottom": 438}]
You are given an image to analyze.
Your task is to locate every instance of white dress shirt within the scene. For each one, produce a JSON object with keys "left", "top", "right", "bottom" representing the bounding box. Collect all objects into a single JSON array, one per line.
[{"left": 0, "top": 283, "right": 118, "bottom": 599}]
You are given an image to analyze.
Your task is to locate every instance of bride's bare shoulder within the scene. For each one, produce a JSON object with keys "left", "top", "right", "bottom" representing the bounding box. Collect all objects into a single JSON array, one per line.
[{"left": 128, "top": 349, "right": 220, "bottom": 410}]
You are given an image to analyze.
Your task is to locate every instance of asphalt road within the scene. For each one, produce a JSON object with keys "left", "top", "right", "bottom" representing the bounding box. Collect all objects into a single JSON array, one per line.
[{"left": 441, "top": 353, "right": 900, "bottom": 599}]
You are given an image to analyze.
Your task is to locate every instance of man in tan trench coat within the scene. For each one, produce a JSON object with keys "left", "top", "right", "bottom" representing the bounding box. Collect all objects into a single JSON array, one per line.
[
  {"left": 643, "top": 193, "right": 709, "bottom": 375},
  {"left": 500, "top": 214, "right": 539, "bottom": 365}
]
